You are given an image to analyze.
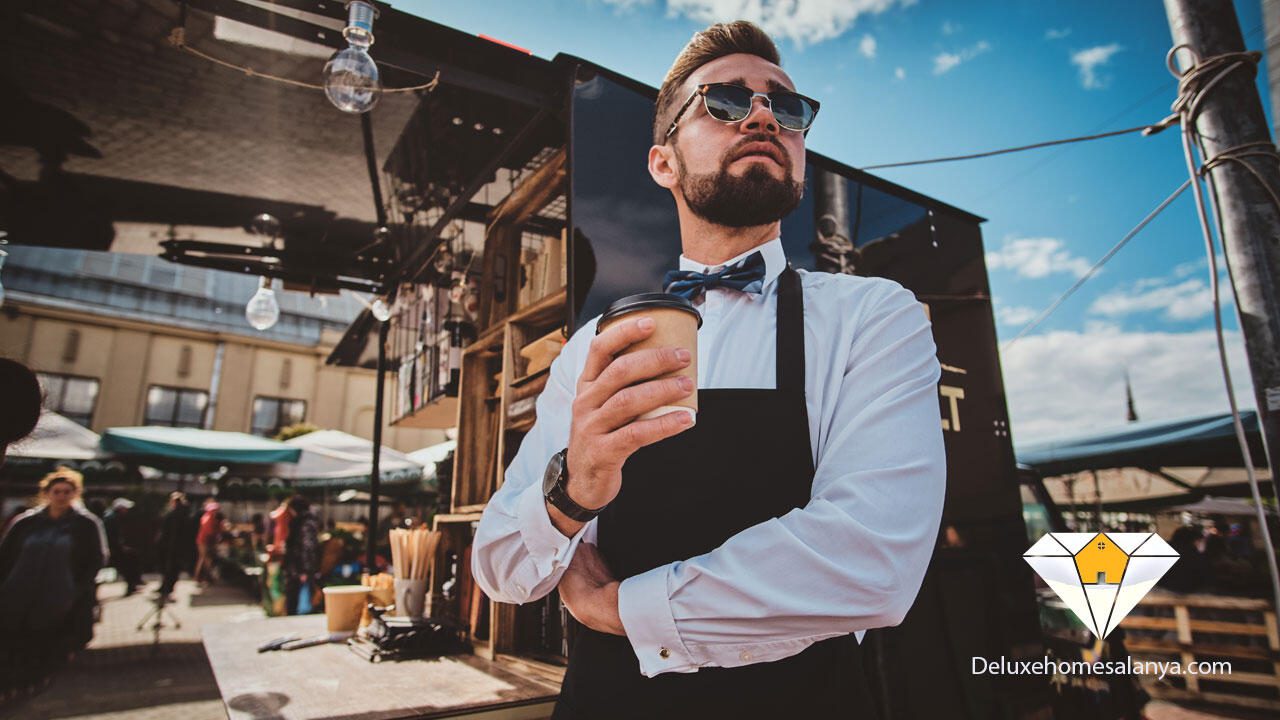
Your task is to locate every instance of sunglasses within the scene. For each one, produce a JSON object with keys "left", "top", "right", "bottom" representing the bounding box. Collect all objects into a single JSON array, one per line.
[{"left": 665, "top": 82, "right": 820, "bottom": 140}]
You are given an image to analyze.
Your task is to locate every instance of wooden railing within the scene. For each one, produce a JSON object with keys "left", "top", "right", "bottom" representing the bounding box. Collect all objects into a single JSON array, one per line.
[{"left": 1119, "top": 592, "right": 1279, "bottom": 712}]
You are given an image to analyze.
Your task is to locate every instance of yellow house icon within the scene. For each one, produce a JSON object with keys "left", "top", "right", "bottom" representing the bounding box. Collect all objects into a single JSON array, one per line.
[{"left": 1073, "top": 533, "right": 1129, "bottom": 585}]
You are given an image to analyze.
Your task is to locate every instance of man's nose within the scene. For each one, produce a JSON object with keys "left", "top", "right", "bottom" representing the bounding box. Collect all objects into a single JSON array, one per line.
[{"left": 741, "top": 95, "right": 779, "bottom": 135}]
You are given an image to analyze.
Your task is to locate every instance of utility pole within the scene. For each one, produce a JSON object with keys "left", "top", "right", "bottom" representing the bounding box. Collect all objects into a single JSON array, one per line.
[
  {"left": 1164, "top": 0, "right": 1280, "bottom": 479},
  {"left": 1163, "top": 0, "right": 1280, "bottom": 613}
]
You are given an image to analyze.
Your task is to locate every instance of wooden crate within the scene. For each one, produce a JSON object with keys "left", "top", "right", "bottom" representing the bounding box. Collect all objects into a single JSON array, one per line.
[{"left": 1120, "top": 591, "right": 1280, "bottom": 712}]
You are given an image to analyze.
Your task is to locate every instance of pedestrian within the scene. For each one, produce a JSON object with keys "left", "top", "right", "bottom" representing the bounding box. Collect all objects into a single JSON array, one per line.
[
  {"left": 0, "top": 468, "right": 108, "bottom": 702},
  {"left": 472, "top": 21, "right": 946, "bottom": 719},
  {"left": 193, "top": 500, "right": 222, "bottom": 585},
  {"left": 282, "top": 495, "right": 320, "bottom": 615},
  {"left": 0, "top": 357, "right": 42, "bottom": 470},
  {"left": 156, "top": 492, "right": 189, "bottom": 600},
  {"left": 103, "top": 498, "right": 142, "bottom": 595}
]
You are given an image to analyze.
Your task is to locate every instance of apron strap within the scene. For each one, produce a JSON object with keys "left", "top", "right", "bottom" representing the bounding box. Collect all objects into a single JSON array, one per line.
[{"left": 776, "top": 264, "right": 805, "bottom": 394}]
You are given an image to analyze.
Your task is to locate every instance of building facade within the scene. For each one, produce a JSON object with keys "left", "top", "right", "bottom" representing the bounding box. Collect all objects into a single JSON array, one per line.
[{"left": 0, "top": 245, "right": 443, "bottom": 453}]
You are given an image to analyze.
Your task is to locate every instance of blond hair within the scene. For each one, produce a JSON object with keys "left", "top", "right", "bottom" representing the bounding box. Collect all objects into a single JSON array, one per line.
[
  {"left": 39, "top": 467, "right": 84, "bottom": 494},
  {"left": 653, "top": 20, "right": 782, "bottom": 145}
]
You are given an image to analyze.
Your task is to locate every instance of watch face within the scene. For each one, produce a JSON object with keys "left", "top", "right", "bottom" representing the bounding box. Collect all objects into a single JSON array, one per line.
[{"left": 543, "top": 450, "right": 566, "bottom": 496}]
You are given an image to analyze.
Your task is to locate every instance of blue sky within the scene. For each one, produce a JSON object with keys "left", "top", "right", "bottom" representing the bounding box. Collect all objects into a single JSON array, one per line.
[{"left": 397, "top": 0, "right": 1268, "bottom": 441}]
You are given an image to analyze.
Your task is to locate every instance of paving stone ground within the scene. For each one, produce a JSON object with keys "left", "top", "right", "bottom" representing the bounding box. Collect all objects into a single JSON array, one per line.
[
  {"left": 5, "top": 575, "right": 1268, "bottom": 720},
  {"left": 7, "top": 574, "right": 264, "bottom": 720}
]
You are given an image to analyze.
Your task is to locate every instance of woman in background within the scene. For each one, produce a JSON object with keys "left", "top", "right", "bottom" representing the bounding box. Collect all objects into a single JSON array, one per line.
[{"left": 0, "top": 469, "right": 108, "bottom": 701}]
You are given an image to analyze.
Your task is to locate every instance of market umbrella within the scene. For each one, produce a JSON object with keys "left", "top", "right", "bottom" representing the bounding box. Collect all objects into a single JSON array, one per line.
[
  {"left": 244, "top": 430, "right": 424, "bottom": 488},
  {"left": 9, "top": 411, "right": 103, "bottom": 462},
  {"left": 100, "top": 426, "right": 301, "bottom": 471}
]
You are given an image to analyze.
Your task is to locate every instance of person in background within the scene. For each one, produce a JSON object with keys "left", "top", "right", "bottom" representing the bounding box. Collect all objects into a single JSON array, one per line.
[
  {"left": 193, "top": 500, "right": 222, "bottom": 586},
  {"left": 282, "top": 495, "right": 320, "bottom": 615},
  {"left": 156, "top": 492, "right": 189, "bottom": 600},
  {"left": 0, "top": 357, "right": 42, "bottom": 470},
  {"left": 0, "top": 468, "right": 107, "bottom": 702},
  {"left": 102, "top": 498, "right": 142, "bottom": 596}
]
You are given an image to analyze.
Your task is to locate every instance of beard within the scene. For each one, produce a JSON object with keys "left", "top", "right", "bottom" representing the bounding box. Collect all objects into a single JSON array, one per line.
[{"left": 676, "top": 143, "right": 804, "bottom": 228}]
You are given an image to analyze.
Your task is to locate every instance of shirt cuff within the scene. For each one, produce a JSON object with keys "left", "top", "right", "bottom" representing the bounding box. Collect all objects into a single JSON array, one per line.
[
  {"left": 617, "top": 564, "right": 697, "bottom": 677},
  {"left": 516, "top": 481, "right": 589, "bottom": 577}
]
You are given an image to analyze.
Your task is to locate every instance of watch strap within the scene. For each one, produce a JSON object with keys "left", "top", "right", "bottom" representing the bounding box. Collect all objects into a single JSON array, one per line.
[{"left": 545, "top": 449, "right": 604, "bottom": 521}]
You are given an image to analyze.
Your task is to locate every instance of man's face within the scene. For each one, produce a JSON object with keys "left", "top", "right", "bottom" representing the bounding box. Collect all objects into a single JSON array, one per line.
[{"left": 663, "top": 53, "right": 807, "bottom": 227}]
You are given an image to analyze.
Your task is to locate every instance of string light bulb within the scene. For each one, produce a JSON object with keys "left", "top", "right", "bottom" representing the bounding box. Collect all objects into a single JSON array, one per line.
[
  {"left": 323, "top": 2, "right": 380, "bottom": 114},
  {"left": 370, "top": 297, "right": 392, "bottom": 322},
  {"left": 245, "top": 277, "right": 280, "bottom": 331}
]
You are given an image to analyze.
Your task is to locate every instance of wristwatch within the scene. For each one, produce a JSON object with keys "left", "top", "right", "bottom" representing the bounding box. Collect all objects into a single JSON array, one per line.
[{"left": 542, "top": 448, "right": 606, "bottom": 521}]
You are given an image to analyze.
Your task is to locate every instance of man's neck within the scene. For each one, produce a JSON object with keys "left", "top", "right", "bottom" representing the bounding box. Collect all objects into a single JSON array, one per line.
[{"left": 678, "top": 213, "right": 781, "bottom": 267}]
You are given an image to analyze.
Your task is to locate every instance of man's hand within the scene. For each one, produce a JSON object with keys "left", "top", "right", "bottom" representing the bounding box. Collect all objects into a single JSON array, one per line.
[
  {"left": 565, "top": 316, "right": 695, "bottom": 511},
  {"left": 558, "top": 542, "right": 625, "bottom": 636}
]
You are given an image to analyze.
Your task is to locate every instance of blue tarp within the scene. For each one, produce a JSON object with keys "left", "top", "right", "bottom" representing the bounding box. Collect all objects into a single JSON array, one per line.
[
  {"left": 101, "top": 426, "right": 301, "bottom": 467},
  {"left": 1016, "top": 410, "right": 1264, "bottom": 477}
]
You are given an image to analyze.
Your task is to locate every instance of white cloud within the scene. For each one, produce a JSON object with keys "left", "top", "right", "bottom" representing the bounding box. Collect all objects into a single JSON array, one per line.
[
  {"left": 1003, "top": 327, "right": 1254, "bottom": 444},
  {"left": 985, "top": 237, "right": 1092, "bottom": 279},
  {"left": 859, "top": 34, "right": 877, "bottom": 59},
  {"left": 933, "top": 40, "right": 990, "bottom": 75},
  {"left": 1089, "top": 259, "right": 1233, "bottom": 321},
  {"left": 941, "top": 20, "right": 959, "bottom": 35},
  {"left": 894, "top": 66, "right": 906, "bottom": 80},
  {"left": 1071, "top": 43, "right": 1123, "bottom": 89},
  {"left": 659, "top": 0, "right": 911, "bottom": 48},
  {"left": 1045, "top": 27, "right": 1071, "bottom": 40},
  {"left": 995, "top": 304, "right": 1039, "bottom": 327},
  {"left": 1090, "top": 278, "right": 1215, "bottom": 321}
]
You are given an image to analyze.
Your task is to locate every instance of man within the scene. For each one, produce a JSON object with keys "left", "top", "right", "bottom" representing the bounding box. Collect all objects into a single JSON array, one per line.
[
  {"left": 472, "top": 20, "right": 946, "bottom": 718},
  {"left": 102, "top": 498, "right": 142, "bottom": 595},
  {"left": 156, "top": 492, "right": 189, "bottom": 600}
]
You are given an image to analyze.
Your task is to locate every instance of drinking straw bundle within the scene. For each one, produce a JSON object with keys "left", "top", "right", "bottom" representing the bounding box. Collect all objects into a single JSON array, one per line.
[{"left": 389, "top": 527, "right": 441, "bottom": 581}]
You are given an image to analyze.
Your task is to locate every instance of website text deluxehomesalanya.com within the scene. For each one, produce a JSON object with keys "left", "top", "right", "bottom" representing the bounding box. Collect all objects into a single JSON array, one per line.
[{"left": 973, "top": 656, "right": 1231, "bottom": 681}]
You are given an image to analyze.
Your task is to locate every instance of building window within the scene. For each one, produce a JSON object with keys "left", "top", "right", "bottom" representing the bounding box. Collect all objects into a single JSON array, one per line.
[
  {"left": 252, "top": 397, "right": 306, "bottom": 437},
  {"left": 145, "top": 385, "right": 209, "bottom": 428},
  {"left": 37, "top": 373, "right": 100, "bottom": 428}
]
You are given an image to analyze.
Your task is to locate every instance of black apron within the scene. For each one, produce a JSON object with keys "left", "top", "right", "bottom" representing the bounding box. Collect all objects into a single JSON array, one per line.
[{"left": 554, "top": 266, "right": 881, "bottom": 719}]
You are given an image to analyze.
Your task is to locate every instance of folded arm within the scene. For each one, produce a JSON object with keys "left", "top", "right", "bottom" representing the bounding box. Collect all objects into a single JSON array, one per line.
[{"left": 616, "top": 283, "right": 947, "bottom": 677}]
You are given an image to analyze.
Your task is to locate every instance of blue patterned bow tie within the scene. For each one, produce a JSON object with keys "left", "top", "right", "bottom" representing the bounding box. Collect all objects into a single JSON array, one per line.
[{"left": 663, "top": 251, "right": 767, "bottom": 300}]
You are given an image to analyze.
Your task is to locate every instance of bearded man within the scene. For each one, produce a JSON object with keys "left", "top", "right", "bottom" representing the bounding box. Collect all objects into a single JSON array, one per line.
[{"left": 473, "top": 20, "right": 946, "bottom": 719}]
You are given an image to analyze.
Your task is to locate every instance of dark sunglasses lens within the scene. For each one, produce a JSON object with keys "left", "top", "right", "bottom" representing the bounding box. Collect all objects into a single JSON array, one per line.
[
  {"left": 771, "top": 93, "right": 815, "bottom": 130},
  {"left": 704, "top": 85, "right": 752, "bottom": 122}
]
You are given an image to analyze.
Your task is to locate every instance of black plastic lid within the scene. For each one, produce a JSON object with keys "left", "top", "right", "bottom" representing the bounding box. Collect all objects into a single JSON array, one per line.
[{"left": 596, "top": 292, "right": 703, "bottom": 333}]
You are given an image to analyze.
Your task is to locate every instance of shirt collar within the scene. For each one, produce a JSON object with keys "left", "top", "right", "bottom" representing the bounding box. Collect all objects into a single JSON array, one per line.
[{"left": 677, "top": 236, "right": 786, "bottom": 300}]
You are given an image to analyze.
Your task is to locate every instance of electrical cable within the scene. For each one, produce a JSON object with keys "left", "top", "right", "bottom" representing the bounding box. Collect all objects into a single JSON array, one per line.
[
  {"left": 166, "top": 26, "right": 441, "bottom": 95},
  {"left": 1001, "top": 178, "right": 1191, "bottom": 347},
  {"left": 861, "top": 124, "right": 1163, "bottom": 171},
  {"left": 1170, "top": 43, "right": 1280, "bottom": 623}
]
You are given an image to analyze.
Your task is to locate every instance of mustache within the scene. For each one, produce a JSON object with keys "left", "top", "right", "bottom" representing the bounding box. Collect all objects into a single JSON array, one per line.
[{"left": 725, "top": 135, "right": 789, "bottom": 166}]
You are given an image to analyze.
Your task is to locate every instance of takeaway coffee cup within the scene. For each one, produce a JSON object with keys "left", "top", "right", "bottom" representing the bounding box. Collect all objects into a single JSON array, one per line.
[
  {"left": 597, "top": 292, "right": 702, "bottom": 422},
  {"left": 322, "top": 585, "right": 370, "bottom": 633}
]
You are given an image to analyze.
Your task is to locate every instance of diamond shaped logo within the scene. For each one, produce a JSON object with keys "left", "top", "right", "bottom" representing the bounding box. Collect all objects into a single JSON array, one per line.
[{"left": 1024, "top": 532, "right": 1179, "bottom": 639}]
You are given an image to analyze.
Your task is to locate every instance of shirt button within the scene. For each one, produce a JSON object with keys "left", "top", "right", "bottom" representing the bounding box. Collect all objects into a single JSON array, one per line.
[
  {"left": 740, "top": 650, "right": 753, "bottom": 661},
  {"left": 659, "top": 647, "right": 670, "bottom": 659}
]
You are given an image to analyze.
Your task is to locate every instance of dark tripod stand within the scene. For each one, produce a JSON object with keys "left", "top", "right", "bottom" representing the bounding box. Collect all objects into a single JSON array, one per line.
[{"left": 136, "top": 591, "right": 182, "bottom": 650}]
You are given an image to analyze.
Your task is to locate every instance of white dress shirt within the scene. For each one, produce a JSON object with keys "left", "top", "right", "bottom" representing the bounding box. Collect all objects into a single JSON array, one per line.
[{"left": 472, "top": 237, "right": 946, "bottom": 678}]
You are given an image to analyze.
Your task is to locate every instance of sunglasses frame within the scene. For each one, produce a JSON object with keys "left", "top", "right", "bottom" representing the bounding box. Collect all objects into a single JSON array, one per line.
[{"left": 665, "top": 82, "right": 821, "bottom": 141}]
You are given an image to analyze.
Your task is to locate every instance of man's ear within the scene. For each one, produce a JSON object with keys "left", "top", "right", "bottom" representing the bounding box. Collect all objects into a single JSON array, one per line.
[{"left": 648, "top": 143, "right": 679, "bottom": 190}]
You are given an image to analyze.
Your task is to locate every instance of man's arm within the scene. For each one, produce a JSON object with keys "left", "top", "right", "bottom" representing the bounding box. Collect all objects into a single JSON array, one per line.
[
  {"left": 615, "top": 281, "right": 946, "bottom": 677},
  {"left": 470, "top": 332, "right": 593, "bottom": 605}
]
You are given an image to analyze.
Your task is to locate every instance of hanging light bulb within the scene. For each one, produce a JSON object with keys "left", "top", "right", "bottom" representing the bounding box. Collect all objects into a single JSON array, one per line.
[
  {"left": 245, "top": 277, "right": 280, "bottom": 331},
  {"left": 323, "top": 2, "right": 380, "bottom": 114},
  {"left": 370, "top": 297, "right": 392, "bottom": 322}
]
